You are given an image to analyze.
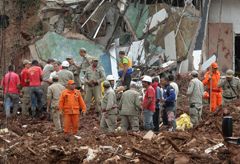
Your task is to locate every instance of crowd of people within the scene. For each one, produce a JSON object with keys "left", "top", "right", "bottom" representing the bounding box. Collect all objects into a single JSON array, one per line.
[{"left": 1, "top": 48, "right": 240, "bottom": 140}]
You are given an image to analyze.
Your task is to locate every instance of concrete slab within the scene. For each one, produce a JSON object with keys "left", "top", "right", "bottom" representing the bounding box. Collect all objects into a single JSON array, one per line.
[{"left": 164, "top": 31, "right": 177, "bottom": 61}]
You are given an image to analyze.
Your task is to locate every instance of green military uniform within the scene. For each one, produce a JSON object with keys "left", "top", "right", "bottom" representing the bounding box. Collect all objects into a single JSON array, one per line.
[
  {"left": 47, "top": 82, "right": 65, "bottom": 132},
  {"left": 119, "top": 89, "right": 141, "bottom": 132},
  {"left": 68, "top": 64, "right": 81, "bottom": 88},
  {"left": 41, "top": 64, "right": 54, "bottom": 107},
  {"left": 84, "top": 65, "right": 105, "bottom": 112},
  {"left": 187, "top": 77, "right": 204, "bottom": 126},
  {"left": 80, "top": 54, "right": 94, "bottom": 73},
  {"left": 21, "top": 87, "right": 31, "bottom": 116},
  {"left": 100, "top": 87, "right": 117, "bottom": 132},
  {"left": 218, "top": 76, "right": 240, "bottom": 104},
  {"left": 57, "top": 69, "right": 74, "bottom": 87}
]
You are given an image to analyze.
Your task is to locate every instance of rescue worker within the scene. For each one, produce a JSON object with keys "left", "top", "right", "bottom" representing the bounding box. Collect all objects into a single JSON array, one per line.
[
  {"left": 1, "top": 65, "right": 21, "bottom": 118},
  {"left": 118, "top": 51, "right": 133, "bottom": 90},
  {"left": 49, "top": 61, "right": 61, "bottom": 82},
  {"left": 41, "top": 59, "right": 55, "bottom": 109},
  {"left": 59, "top": 80, "right": 86, "bottom": 138},
  {"left": 169, "top": 74, "right": 179, "bottom": 109},
  {"left": 161, "top": 76, "right": 176, "bottom": 131},
  {"left": 119, "top": 82, "right": 142, "bottom": 132},
  {"left": 152, "top": 77, "right": 162, "bottom": 132},
  {"left": 28, "top": 60, "right": 43, "bottom": 117},
  {"left": 187, "top": 71, "right": 204, "bottom": 126},
  {"left": 57, "top": 61, "right": 74, "bottom": 87},
  {"left": 142, "top": 75, "right": 155, "bottom": 130},
  {"left": 20, "top": 60, "right": 31, "bottom": 116},
  {"left": 106, "top": 75, "right": 115, "bottom": 89},
  {"left": 218, "top": 69, "right": 240, "bottom": 105},
  {"left": 84, "top": 58, "right": 105, "bottom": 113},
  {"left": 79, "top": 48, "right": 94, "bottom": 74},
  {"left": 66, "top": 56, "right": 81, "bottom": 89},
  {"left": 47, "top": 75, "right": 65, "bottom": 132},
  {"left": 202, "top": 62, "right": 222, "bottom": 112},
  {"left": 101, "top": 75, "right": 116, "bottom": 95},
  {"left": 100, "top": 81, "right": 117, "bottom": 133}
]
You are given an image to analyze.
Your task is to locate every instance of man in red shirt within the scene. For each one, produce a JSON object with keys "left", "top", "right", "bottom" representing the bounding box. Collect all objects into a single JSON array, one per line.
[
  {"left": 20, "top": 60, "right": 31, "bottom": 116},
  {"left": 1, "top": 65, "right": 21, "bottom": 118},
  {"left": 28, "top": 60, "right": 43, "bottom": 117},
  {"left": 142, "top": 75, "right": 155, "bottom": 130}
]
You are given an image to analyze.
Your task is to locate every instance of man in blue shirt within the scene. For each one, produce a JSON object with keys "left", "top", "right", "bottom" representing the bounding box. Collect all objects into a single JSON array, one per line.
[{"left": 161, "top": 76, "right": 176, "bottom": 131}]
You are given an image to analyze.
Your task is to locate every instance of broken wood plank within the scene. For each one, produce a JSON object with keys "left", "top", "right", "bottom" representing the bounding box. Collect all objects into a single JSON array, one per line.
[
  {"left": 27, "top": 146, "right": 37, "bottom": 155},
  {"left": 166, "top": 138, "right": 181, "bottom": 152},
  {"left": 123, "top": 16, "right": 138, "bottom": 41},
  {"left": 132, "top": 147, "right": 161, "bottom": 162}
]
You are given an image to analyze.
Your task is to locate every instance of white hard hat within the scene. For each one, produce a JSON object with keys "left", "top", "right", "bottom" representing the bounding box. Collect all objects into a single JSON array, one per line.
[
  {"left": 62, "top": 61, "right": 69, "bottom": 67},
  {"left": 106, "top": 75, "right": 115, "bottom": 81},
  {"left": 142, "top": 75, "right": 152, "bottom": 83}
]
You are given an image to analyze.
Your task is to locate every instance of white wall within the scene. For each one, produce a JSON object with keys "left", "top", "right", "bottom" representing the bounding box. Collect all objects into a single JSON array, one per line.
[{"left": 209, "top": 0, "right": 240, "bottom": 33}]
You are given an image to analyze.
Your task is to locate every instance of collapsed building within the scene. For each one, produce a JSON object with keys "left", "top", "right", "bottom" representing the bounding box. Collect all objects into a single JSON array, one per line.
[
  {"left": 0, "top": 0, "right": 204, "bottom": 77},
  {"left": 0, "top": 0, "right": 239, "bottom": 76}
]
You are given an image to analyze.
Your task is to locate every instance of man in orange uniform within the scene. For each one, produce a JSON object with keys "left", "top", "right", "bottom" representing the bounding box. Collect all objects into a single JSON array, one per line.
[
  {"left": 202, "top": 62, "right": 222, "bottom": 112},
  {"left": 59, "top": 80, "right": 86, "bottom": 138}
]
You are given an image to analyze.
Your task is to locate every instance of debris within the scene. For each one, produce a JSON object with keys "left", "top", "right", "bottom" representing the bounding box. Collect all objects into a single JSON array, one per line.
[
  {"left": 143, "top": 130, "right": 155, "bottom": 140},
  {"left": 143, "top": 9, "right": 168, "bottom": 33},
  {"left": 204, "top": 143, "right": 224, "bottom": 154},
  {"left": 74, "top": 135, "right": 81, "bottom": 140},
  {"left": 0, "top": 128, "right": 9, "bottom": 134},
  {"left": 22, "top": 125, "right": 28, "bottom": 128},
  {"left": 132, "top": 147, "right": 161, "bottom": 163},
  {"left": 201, "top": 54, "right": 217, "bottom": 71},
  {"left": 164, "top": 31, "right": 177, "bottom": 60},
  {"left": 124, "top": 149, "right": 133, "bottom": 157},
  {"left": 103, "top": 155, "right": 120, "bottom": 164},
  {"left": 192, "top": 50, "right": 202, "bottom": 70},
  {"left": 174, "top": 154, "right": 190, "bottom": 164},
  {"left": 27, "top": 146, "right": 38, "bottom": 155},
  {"left": 84, "top": 148, "right": 98, "bottom": 162},
  {"left": 99, "top": 145, "right": 114, "bottom": 152},
  {"left": 130, "top": 158, "right": 140, "bottom": 163}
]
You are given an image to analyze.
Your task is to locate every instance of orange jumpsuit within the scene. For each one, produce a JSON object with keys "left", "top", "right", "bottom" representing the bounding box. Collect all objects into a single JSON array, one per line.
[
  {"left": 59, "top": 89, "right": 86, "bottom": 134},
  {"left": 202, "top": 70, "right": 222, "bottom": 112}
]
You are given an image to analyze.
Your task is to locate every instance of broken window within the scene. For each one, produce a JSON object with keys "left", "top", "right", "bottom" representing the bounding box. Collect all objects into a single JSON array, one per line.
[{"left": 0, "top": 15, "right": 9, "bottom": 29}]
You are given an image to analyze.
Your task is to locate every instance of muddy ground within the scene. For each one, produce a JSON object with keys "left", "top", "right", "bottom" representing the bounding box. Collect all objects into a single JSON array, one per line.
[{"left": 0, "top": 74, "right": 239, "bottom": 164}]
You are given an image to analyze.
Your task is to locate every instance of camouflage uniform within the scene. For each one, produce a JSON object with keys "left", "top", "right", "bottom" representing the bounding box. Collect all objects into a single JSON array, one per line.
[
  {"left": 187, "top": 77, "right": 204, "bottom": 126},
  {"left": 218, "top": 77, "right": 240, "bottom": 104},
  {"left": 119, "top": 89, "right": 141, "bottom": 132},
  {"left": 68, "top": 64, "right": 81, "bottom": 88},
  {"left": 100, "top": 88, "right": 117, "bottom": 133},
  {"left": 21, "top": 87, "right": 31, "bottom": 116},
  {"left": 84, "top": 65, "right": 105, "bottom": 112},
  {"left": 80, "top": 54, "right": 94, "bottom": 74},
  {"left": 47, "top": 82, "right": 65, "bottom": 131},
  {"left": 57, "top": 69, "right": 74, "bottom": 87},
  {"left": 41, "top": 64, "right": 54, "bottom": 107}
]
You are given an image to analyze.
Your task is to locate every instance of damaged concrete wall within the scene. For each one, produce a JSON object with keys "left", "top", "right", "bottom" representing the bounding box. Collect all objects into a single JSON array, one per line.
[
  {"left": 209, "top": 0, "right": 240, "bottom": 34},
  {"left": 207, "top": 0, "right": 240, "bottom": 72}
]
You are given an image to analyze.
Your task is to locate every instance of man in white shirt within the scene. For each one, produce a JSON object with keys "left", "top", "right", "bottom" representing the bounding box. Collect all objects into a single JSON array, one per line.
[{"left": 169, "top": 74, "right": 179, "bottom": 108}]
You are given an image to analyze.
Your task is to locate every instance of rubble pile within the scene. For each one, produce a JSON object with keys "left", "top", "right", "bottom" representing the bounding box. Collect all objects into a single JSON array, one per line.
[{"left": 0, "top": 98, "right": 239, "bottom": 163}]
